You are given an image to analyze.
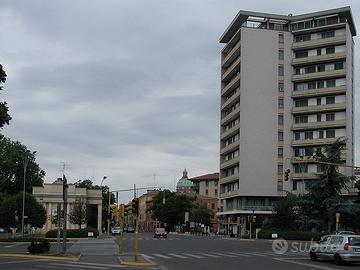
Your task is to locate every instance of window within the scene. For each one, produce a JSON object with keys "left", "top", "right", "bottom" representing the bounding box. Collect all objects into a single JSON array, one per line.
[
  {"left": 317, "top": 49, "right": 322, "bottom": 56},
  {"left": 278, "top": 131, "right": 284, "bottom": 141},
  {"left": 326, "top": 113, "right": 335, "bottom": 121},
  {"left": 317, "top": 114, "right": 322, "bottom": 122},
  {"left": 294, "top": 132, "right": 301, "bottom": 140},
  {"left": 215, "top": 181, "right": 218, "bottom": 186},
  {"left": 215, "top": 189, "right": 218, "bottom": 196},
  {"left": 295, "top": 34, "right": 311, "bottom": 42},
  {"left": 295, "top": 115, "right": 308, "bottom": 124},
  {"left": 326, "top": 47, "right": 335, "bottom": 54},
  {"left": 317, "top": 80, "right": 324, "bottom": 88},
  {"left": 308, "top": 81, "right": 317, "bottom": 89},
  {"left": 294, "top": 164, "right": 308, "bottom": 173},
  {"left": 305, "top": 131, "right": 313, "bottom": 139},
  {"left": 205, "top": 181, "right": 209, "bottom": 187},
  {"left": 278, "top": 164, "right": 283, "bottom": 176},
  {"left": 205, "top": 190, "right": 208, "bottom": 196},
  {"left": 295, "top": 51, "right": 308, "bottom": 58},
  {"left": 326, "top": 129, "right": 335, "bottom": 138},
  {"left": 279, "top": 50, "right": 284, "bottom": 60},
  {"left": 295, "top": 99, "right": 308, "bottom": 107},
  {"left": 278, "top": 148, "right": 283, "bottom": 158},
  {"left": 211, "top": 203, "right": 215, "bottom": 210},
  {"left": 279, "top": 33, "right": 284, "bottom": 43},
  {"left": 278, "top": 66, "right": 284, "bottom": 76},
  {"left": 317, "top": 98, "right": 322, "bottom": 105},
  {"left": 335, "top": 62, "right": 344, "bottom": 70},
  {"left": 326, "top": 96, "right": 335, "bottom": 104},
  {"left": 321, "top": 31, "right": 335, "bottom": 39},
  {"left": 278, "top": 98, "right": 284, "bottom": 109},
  {"left": 317, "top": 64, "right": 325, "bottom": 72},
  {"left": 326, "top": 79, "right": 336, "bottom": 88},
  {"left": 319, "top": 130, "right": 324, "bottom": 139},
  {"left": 278, "top": 82, "right": 284, "bottom": 92},
  {"left": 277, "top": 181, "right": 283, "bottom": 192},
  {"left": 278, "top": 115, "right": 284, "bottom": 125},
  {"left": 293, "top": 180, "right": 298, "bottom": 191}
]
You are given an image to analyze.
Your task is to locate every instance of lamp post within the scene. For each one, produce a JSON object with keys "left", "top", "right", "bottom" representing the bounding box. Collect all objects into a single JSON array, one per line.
[{"left": 21, "top": 150, "right": 31, "bottom": 237}]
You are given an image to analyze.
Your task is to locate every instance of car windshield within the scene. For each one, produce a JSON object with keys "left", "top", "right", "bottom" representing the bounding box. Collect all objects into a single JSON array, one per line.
[
  {"left": 156, "top": 228, "right": 165, "bottom": 233},
  {"left": 349, "top": 237, "right": 360, "bottom": 246}
]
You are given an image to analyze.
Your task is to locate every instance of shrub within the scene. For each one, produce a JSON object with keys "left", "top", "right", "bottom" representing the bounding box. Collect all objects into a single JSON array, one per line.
[
  {"left": 258, "top": 229, "right": 324, "bottom": 241},
  {"left": 28, "top": 239, "right": 50, "bottom": 254},
  {"left": 45, "top": 228, "right": 98, "bottom": 238}
]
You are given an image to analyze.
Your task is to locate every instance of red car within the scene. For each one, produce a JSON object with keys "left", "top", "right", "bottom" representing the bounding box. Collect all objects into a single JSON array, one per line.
[{"left": 154, "top": 228, "right": 167, "bottom": 238}]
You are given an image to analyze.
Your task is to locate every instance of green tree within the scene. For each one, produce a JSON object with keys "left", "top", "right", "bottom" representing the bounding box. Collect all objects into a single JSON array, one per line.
[
  {"left": 0, "top": 137, "right": 45, "bottom": 201},
  {"left": 305, "top": 138, "right": 350, "bottom": 230},
  {"left": 0, "top": 64, "right": 11, "bottom": 131},
  {"left": 191, "top": 204, "right": 211, "bottom": 225},
  {"left": 0, "top": 192, "right": 46, "bottom": 229},
  {"left": 270, "top": 194, "right": 298, "bottom": 230},
  {"left": 69, "top": 198, "right": 87, "bottom": 229},
  {"left": 151, "top": 190, "right": 193, "bottom": 231}
]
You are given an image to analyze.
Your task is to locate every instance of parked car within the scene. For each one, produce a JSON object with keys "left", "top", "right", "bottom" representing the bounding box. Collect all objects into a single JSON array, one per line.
[
  {"left": 111, "top": 226, "right": 121, "bottom": 235},
  {"left": 154, "top": 228, "right": 167, "bottom": 238},
  {"left": 310, "top": 234, "right": 360, "bottom": 265},
  {"left": 336, "top": 231, "right": 355, "bottom": 235},
  {"left": 127, "top": 226, "right": 134, "bottom": 233},
  {"left": 0, "top": 228, "right": 6, "bottom": 233}
]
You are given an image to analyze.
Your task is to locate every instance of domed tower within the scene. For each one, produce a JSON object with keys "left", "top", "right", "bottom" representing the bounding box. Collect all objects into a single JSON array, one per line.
[{"left": 176, "top": 169, "right": 194, "bottom": 195}]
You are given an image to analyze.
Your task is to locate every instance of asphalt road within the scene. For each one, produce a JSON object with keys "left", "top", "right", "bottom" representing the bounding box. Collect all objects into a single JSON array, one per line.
[{"left": 0, "top": 232, "right": 359, "bottom": 270}]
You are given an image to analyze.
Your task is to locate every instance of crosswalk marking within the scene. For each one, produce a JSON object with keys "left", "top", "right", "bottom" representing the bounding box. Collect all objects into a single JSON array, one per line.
[
  {"left": 35, "top": 264, "right": 108, "bottom": 270},
  {"left": 197, "top": 252, "right": 220, "bottom": 258},
  {"left": 167, "top": 253, "right": 188, "bottom": 258},
  {"left": 182, "top": 253, "right": 205, "bottom": 258},
  {"left": 153, "top": 253, "right": 172, "bottom": 259},
  {"left": 211, "top": 252, "right": 237, "bottom": 258},
  {"left": 242, "top": 252, "right": 266, "bottom": 257},
  {"left": 227, "top": 252, "right": 251, "bottom": 257},
  {"left": 141, "top": 254, "right": 155, "bottom": 260}
]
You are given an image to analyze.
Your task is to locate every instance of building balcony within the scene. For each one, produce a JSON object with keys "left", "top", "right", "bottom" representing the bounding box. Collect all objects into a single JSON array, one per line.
[
  {"left": 292, "top": 85, "right": 346, "bottom": 98},
  {"left": 222, "top": 57, "right": 241, "bottom": 82},
  {"left": 292, "top": 102, "right": 346, "bottom": 115},
  {"left": 222, "top": 41, "right": 241, "bottom": 68},
  {"left": 292, "top": 119, "right": 346, "bottom": 131},
  {"left": 292, "top": 35, "right": 346, "bottom": 50},
  {"left": 292, "top": 23, "right": 346, "bottom": 36},
  {"left": 220, "top": 156, "right": 240, "bottom": 170},
  {"left": 219, "top": 189, "right": 240, "bottom": 199},
  {"left": 219, "top": 173, "right": 239, "bottom": 185},
  {"left": 221, "top": 122, "right": 240, "bottom": 140},
  {"left": 221, "top": 106, "right": 240, "bottom": 126},
  {"left": 220, "top": 140, "right": 240, "bottom": 155},
  {"left": 292, "top": 137, "right": 338, "bottom": 147},
  {"left": 292, "top": 69, "right": 346, "bottom": 82},
  {"left": 291, "top": 172, "right": 320, "bottom": 180},
  {"left": 221, "top": 90, "right": 240, "bottom": 110},
  {"left": 221, "top": 74, "right": 240, "bottom": 97},
  {"left": 292, "top": 52, "right": 346, "bottom": 66}
]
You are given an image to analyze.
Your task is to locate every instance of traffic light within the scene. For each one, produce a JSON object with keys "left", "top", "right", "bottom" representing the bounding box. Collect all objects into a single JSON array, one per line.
[
  {"left": 132, "top": 198, "right": 139, "bottom": 216},
  {"left": 284, "top": 169, "right": 291, "bottom": 181},
  {"left": 60, "top": 209, "right": 64, "bottom": 219},
  {"left": 119, "top": 204, "right": 125, "bottom": 218}
]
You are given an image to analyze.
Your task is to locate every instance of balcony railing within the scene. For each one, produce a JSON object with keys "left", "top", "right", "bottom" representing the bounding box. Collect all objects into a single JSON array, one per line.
[
  {"left": 221, "top": 90, "right": 240, "bottom": 110},
  {"left": 292, "top": 137, "right": 338, "bottom": 147},
  {"left": 292, "top": 102, "right": 346, "bottom": 115},
  {"left": 222, "top": 57, "right": 241, "bottom": 82},
  {"left": 219, "top": 189, "right": 240, "bottom": 199},
  {"left": 221, "top": 74, "right": 240, "bottom": 97},
  {"left": 220, "top": 156, "right": 240, "bottom": 170},
  {"left": 222, "top": 41, "right": 241, "bottom": 68},
  {"left": 292, "top": 85, "right": 346, "bottom": 98},
  {"left": 292, "top": 119, "right": 346, "bottom": 130},
  {"left": 219, "top": 173, "right": 239, "bottom": 185},
  {"left": 292, "top": 35, "right": 346, "bottom": 50},
  {"left": 292, "top": 69, "right": 346, "bottom": 82},
  {"left": 221, "top": 106, "right": 240, "bottom": 126},
  {"left": 220, "top": 140, "right": 240, "bottom": 155},
  {"left": 292, "top": 52, "right": 346, "bottom": 66},
  {"left": 221, "top": 122, "right": 240, "bottom": 140}
]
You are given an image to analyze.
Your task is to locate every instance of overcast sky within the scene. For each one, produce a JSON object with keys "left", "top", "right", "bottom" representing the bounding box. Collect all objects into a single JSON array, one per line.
[{"left": 1, "top": 0, "right": 359, "bottom": 203}]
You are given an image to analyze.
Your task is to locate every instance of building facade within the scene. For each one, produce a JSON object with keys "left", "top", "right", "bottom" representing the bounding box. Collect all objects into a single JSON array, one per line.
[
  {"left": 176, "top": 169, "right": 195, "bottom": 195},
  {"left": 32, "top": 181, "right": 102, "bottom": 234},
  {"left": 138, "top": 189, "right": 160, "bottom": 231},
  {"left": 218, "top": 7, "right": 355, "bottom": 233}
]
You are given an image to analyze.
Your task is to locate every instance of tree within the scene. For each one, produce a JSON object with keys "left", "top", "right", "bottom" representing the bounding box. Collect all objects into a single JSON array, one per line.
[
  {"left": 270, "top": 194, "right": 298, "bottom": 230},
  {"left": 0, "top": 64, "right": 11, "bottom": 131},
  {"left": 0, "top": 192, "right": 46, "bottom": 229},
  {"left": 0, "top": 137, "right": 45, "bottom": 202},
  {"left": 151, "top": 190, "right": 193, "bottom": 231},
  {"left": 191, "top": 204, "right": 211, "bottom": 225},
  {"left": 69, "top": 198, "right": 87, "bottom": 229}
]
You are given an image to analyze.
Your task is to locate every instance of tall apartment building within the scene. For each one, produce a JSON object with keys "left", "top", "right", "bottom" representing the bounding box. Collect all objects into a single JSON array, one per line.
[{"left": 218, "top": 7, "right": 355, "bottom": 233}]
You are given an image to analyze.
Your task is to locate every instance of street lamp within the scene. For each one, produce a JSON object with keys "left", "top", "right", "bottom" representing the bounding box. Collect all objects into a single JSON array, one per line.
[
  {"left": 21, "top": 150, "right": 33, "bottom": 237},
  {"left": 101, "top": 176, "right": 107, "bottom": 186}
]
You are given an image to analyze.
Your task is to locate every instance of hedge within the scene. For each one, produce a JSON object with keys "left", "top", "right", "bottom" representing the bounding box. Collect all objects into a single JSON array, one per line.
[
  {"left": 45, "top": 228, "right": 99, "bottom": 238},
  {"left": 258, "top": 229, "right": 325, "bottom": 241},
  {"left": 28, "top": 239, "right": 50, "bottom": 254}
]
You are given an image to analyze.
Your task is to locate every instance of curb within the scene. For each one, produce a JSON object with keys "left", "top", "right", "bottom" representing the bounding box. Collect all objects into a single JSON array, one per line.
[
  {"left": 0, "top": 253, "right": 78, "bottom": 261},
  {"left": 119, "top": 254, "right": 157, "bottom": 267}
]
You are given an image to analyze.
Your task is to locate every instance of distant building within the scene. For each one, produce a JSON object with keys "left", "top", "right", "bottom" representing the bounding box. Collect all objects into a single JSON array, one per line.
[
  {"left": 138, "top": 189, "right": 161, "bottom": 231},
  {"left": 32, "top": 179, "right": 102, "bottom": 234},
  {"left": 176, "top": 169, "right": 194, "bottom": 195}
]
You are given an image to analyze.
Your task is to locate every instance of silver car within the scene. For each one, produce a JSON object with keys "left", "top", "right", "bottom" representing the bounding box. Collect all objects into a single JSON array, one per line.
[{"left": 310, "top": 234, "right": 360, "bottom": 265}]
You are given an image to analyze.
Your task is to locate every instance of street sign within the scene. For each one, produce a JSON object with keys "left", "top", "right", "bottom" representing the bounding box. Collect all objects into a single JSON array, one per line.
[
  {"left": 23, "top": 216, "right": 28, "bottom": 219},
  {"left": 184, "top": 212, "right": 189, "bottom": 222}
]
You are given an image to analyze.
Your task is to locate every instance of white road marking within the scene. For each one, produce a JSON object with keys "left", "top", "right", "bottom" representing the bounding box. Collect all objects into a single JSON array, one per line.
[
  {"left": 227, "top": 252, "right": 251, "bottom": 257},
  {"left": 197, "top": 252, "right": 221, "bottom": 258},
  {"left": 211, "top": 252, "right": 237, "bottom": 258},
  {"left": 167, "top": 253, "right": 187, "bottom": 259},
  {"left": 243, "top": 252, "right": 266, "bottom": 257},
  {"left": 141, "top": 254, "right": 155, "bottom": 260},
  {"left": 182, "top": 253, "right": 205, "bottom": 258},
  {"left": 273, "top": 258, "right": 340, "bottom": 270},
  {"left": 50, "top": 263, "right": 108, "bottom": 269},
  {"left": 152, "top": 253, "right": 172, "bottom": 259}
]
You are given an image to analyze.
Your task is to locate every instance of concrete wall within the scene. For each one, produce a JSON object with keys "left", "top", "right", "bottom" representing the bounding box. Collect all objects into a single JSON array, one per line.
[{"left": 239, "top": 27, "right": 278, "bottom": 197}]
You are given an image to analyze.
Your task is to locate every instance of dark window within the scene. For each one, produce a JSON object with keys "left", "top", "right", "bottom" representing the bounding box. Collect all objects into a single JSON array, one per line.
[
  {"left": 278, "top": 115, "right": 284, "bottom": 125},
  {"left": 295, "top": 115, "right": 308, "bottom": 123},
  {"left": 278, "top": 148, "right": 283, "bottom": 158},
  {"left": 306, "top": 66, "right": 316, "bottom": 73},
  {"left": 326, "top": 79, "right": 336, "bottom": 88},
  {"left": 317, "top": 114, "right": 322, "bottom": 122},
  {"left": 278, "top": 131, "right": 283, "bottom": 141},
  {"left": 335, "top": 62, "right": 344, "bottom": 70},
  {"left": 326, "top": 129, "right": 335, "bottom": 138},
  {"left": 326, "top": 47, "right": 335, "bottom": 54},
  {"left": 326, "top": 96, "right": 335, "bottom": 104},
  {"left": 205, "top": 190, "right": 208, "bottom": 196},
  {"left": 321, "top": 31, "right": 335, "bottom": 39},
  {"left": 295, "top": 99, "right": 308, "bottom": 107},
  {"left": 279, "top": 33, "right": 284, "bottom": 43},
  {"left": 317, "top": 64, "right": 325, "bottom": 72},
  {"left": 319, "top": 130, "right": 324, "bottom": 139},
  {"left": 278, "top": 66, "right": 284, "bottom": 76},
  {"left": 294, "top": 164, "right": 308, "bottom": 173},
  {"left": 279, "top": 50, "right": 284, "bottom": 60},
  {"left": 295, "top": 51, "right": 308, "bottom": 58},
  {"left": 305, "top": 131, "right": 313, "bottom": 139},
  {"left": 317, "top": 80, "right": 325, "bottom": 88},
  {"left": 308, "top": 82, "right": 317, "bottom": 89},
  {"left": 278, "top": 82, "right": 284, "bottom": 92},
  {"left": 278, "top": 164, "right": 283, "bottom": 176},
  {"left": 317, "top": 98, "right": 322, "bottom": 105},
  {"left": 318, "top": 18, "right": 326, "bottom": 27},
  {"left": 278, "top": 98, "right": 284, "bottom": 108},
  {"left": 317, "top": 49, "right": 322, "bottom": 56},
  {"left": 326, "top": 113, "right": 335, "bottom": 121},
  {"left": 293, "top": 181, "right": 298, "bottom": 190},
  {"left": 295, "top": 34, "right": 311, "bottom": 42},
  {"left": 294, "top": 132, "right": 301, "bottom": 140}
]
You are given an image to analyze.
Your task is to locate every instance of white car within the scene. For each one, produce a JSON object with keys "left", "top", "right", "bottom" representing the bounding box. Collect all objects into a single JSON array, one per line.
[
  {"left": 111, "top": 226, "right": 121, "bottom": 235},
  {"left": 310, "top": 234, "right": 360, "bottom": 265}
]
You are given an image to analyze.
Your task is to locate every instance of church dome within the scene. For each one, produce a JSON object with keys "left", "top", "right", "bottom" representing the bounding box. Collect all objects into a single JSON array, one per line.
[{"left": 176, "top": 169, "right": 193, "bottom": 188}]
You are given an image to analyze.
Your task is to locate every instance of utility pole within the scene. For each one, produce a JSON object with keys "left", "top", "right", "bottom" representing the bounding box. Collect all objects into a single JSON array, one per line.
[
  {"left": 62, "top": 174, "right": 68, "bottom": 254},
  {"left": 134, "top": 184, "right": 139, "bottom": 262},
  {"left": 21, "top": 151, "right": 30, "bottom": 237},
  {"left": 107, "top": 190, "right": 111, "bottom": 236},
  {"left": 57, "top": 203, "right": 61, "bottom": 254}
]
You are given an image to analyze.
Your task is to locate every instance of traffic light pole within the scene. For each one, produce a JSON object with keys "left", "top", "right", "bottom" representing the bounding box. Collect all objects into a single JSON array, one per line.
[
  {"left": 119, "top": 217, "right": 124, "bottom": 255},
  {"left": 107, "top": 191, "right": 111, "bottom": 236},
  {"left": 62, "top": 176, "right": 68, "bottom": 254},
  {"left": 57, "top": 203, "right": 61, "bottom": 254}
]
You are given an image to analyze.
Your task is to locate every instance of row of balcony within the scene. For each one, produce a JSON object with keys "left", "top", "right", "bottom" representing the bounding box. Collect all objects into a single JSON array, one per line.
[
  {"left": 292, "top": 85, "right": 346, "bottom": 98},
  {"left": 221, "top": 106, "right": 240, "bottom": 126},
  {"left": 222, "top": 73, "right": 240, "bottom": 97},
  {"left": 219, "top": 172, "right": 239, "bottom": 185},
  {"left": 292, "top": 137, "right": 338, "bottom": 147},
  {"left": 222, "top": 41, "right": 241, "bottom": 68},
  {"left": 219, "top": 189, "right": 240, "bottom": 199},
  {"left": 292, "top": 69, "right": 346, "bottom": 82},
  {"left": 221, "top": 122, "right": 240, "bottom": 140},
  {"left": 292, "top": 119, "right": 346, "bottom": 131},
  {"left": 292, "top": 35, "right": 346, "bottom": 50},
  {"left": 220, "top": 139, "right": 240, "bottom": 155},
  {"left": 221, "top": 89, "right": 240, "bottom": 110},
  {"left": 222, "top": 57, "right": 240, "bottom": 82},
  {"left": 292, "top": 51, "right": 346, "bottom": 66},
  {"left": 292, "top": 102, "right": 346, "bottom": 115},
  {"left": 220, "top": 156, "right": 240, "bottom": 170}
]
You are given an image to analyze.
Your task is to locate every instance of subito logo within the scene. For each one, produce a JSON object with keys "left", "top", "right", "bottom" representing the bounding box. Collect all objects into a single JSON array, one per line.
[{"left": 272, "top": 238, "right": 288, "bottom": 255}]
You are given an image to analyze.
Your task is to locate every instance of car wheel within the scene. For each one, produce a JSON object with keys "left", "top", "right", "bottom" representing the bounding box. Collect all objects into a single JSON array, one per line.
[
  {"left": 334, "top": 254, "right": 343, "bottom": 265},
  {"left": 310, "top": 252, "right": 317, "bottom": 261}
]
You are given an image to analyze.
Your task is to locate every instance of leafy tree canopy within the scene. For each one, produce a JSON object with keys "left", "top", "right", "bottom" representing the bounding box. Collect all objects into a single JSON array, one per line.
[
  {"left": 191, "top": 204, "right": 212, "bottom": 225},
  {"left": 0, "top": 192, "right": 46, "bottom": 229},
  {"left": 0, "top": 137, "right": 45, "bottom": 201},
  {"left": 0, "top": 64, "right": 11, "bottom": 130}
]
